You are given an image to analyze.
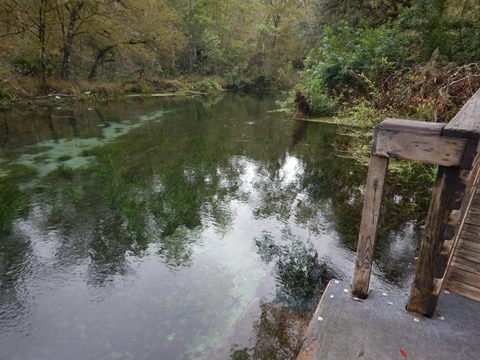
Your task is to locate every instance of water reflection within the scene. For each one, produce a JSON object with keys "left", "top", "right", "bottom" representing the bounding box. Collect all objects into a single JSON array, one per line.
[
  {"left": 256, "top": 231, "right": 337, "bottom": 312},
  {"left": 0, "top": 94, "right": 427, "bottom": 359},
  {"left": 228, "top": 303, "right": 309, "bottom": 360}
]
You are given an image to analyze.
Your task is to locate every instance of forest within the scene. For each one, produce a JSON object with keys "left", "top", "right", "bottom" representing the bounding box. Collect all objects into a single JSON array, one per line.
[{"left": 1, "top": 0, "right": 480, "bottom": 121}]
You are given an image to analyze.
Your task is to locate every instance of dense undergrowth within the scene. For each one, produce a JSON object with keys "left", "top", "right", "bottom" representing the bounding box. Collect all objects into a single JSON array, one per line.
[{"left": 290, "top": 0, "right": 480, "bottom": 123}]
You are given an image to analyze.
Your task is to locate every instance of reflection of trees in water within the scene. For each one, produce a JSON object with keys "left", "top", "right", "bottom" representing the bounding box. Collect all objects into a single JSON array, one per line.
[
  {"left": 0, "top": 95, "right": 438, "bottom": 360},
  {"left": 0, "top": 236, "right": 32, "bottom": 331},
  {"left": 156, "top": 226, "right": 200, "bottom": 268},
  {"left": 255, "top": 231, "right": 337, "bottom": 313},
  {"left": 229, "top": 303, "right": 309, "bottom": 360},
  {"left": 223, "top": 120, "right": 429, "bottom": 360},
  {"left": 0, "top": 181, "right": 31, "bottom": 233},
  {"left": 0, "top": 234, "right": 32, "bottom": 291},
  {"left": 86, "top": 211, "right": 135, "bottom": 284},
  {"left": 290, "top": 122, "right": 429, "bottom": 286},
  {"left": 0, "top": 96, "right": 265, "bottom": 285},
  {"left": 1, "top": 94, "right": 431, "bottom": 295}
]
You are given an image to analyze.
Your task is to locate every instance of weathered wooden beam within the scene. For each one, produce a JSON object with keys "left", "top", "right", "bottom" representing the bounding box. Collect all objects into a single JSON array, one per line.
[
  {"left": 450, "top": 255, "right": 480, "bottom": 273},
  {"left": 458, "top": 138, "right": 478, "bottom": 169},
  {"left": 373, "top": 129, "right": 467, "bottom": 166},
  {"left": 444, "top": 278, "right": 480, "bottom": 300},
  {"left": 448, "top": 266, "right": 480, "bottom": 289},
  {"left": 377, "top": 118, "right": 446, "bottom": 135},
  {"left": 443, "top": 88, "right": 480, "bottom": 139},
  {"left": 352, "top": 155, "right": 389, "bottom": 299},
  {"left": 406, "top": 166, "right": 462, "bottom": 316}
]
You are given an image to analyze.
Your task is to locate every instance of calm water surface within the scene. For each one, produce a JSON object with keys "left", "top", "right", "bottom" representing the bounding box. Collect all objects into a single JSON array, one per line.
[{"left": 0, "top": 94, "right": 421, "bottom": 359}]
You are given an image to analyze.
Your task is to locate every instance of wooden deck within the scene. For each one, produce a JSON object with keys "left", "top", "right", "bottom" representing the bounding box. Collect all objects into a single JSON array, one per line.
[{"left": 445, "top": 184, "right": 480, "bottom": 300}]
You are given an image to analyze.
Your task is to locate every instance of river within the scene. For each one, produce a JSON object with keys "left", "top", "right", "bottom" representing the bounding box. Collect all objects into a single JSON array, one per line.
[{"left": 0, "top": 94, "right": 423, "bottom": 359}]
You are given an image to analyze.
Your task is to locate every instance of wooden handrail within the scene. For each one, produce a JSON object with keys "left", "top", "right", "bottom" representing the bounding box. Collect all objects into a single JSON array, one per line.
[
  {"left": 352, "top": 90, "right": 480, "bottom": 316},
  {"left": 373, "top": 119, "right": 466, "bottom": 166},
  {"left": 443, "top": 89, "right": 480, "bottom": 140}
]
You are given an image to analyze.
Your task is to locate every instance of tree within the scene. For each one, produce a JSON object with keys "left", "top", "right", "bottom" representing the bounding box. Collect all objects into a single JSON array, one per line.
[
  {"left": 80, "top": 0, "right": 186, "bottom": 80},
  {"left": 5, "top": 0, "right": 59, "bottom": 92},
  {"left": 57, "top": 0, "right": 88, "bottom": 79}
]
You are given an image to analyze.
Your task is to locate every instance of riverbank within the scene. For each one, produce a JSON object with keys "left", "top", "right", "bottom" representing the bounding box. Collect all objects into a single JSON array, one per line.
[{"left": 0, "top": 76, "right": 226, "bottom": 110}]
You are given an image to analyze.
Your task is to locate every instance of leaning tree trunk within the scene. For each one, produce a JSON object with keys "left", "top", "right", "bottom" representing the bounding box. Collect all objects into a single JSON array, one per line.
[{"left": 88, "top": 45, "right": 116, "bottom": 80}]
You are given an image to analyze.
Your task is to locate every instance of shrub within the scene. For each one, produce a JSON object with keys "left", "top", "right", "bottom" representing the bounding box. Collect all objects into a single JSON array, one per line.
[
  {"left": 296, "top": 88, "right": 338, "bottom": 117},
  {"left": 303, "top": 24, "right": 398, "bottom": 92},
  {"left": 289, "top": 22, "right": 405, "bottom": 117},
  {"left": 192, "top": 79, "right": 223, "bottom": 95}
]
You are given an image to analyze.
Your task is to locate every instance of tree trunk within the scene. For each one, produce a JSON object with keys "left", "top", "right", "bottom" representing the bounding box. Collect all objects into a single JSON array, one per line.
[
  {"left": 88, "top": 46, "right": 116, "bottom": 80},
  {"left": 38, "top": 0, "right": 48, "bottom": 94},
  {"left": 60, "top": 2, "right": 84, "bottom": 79}
]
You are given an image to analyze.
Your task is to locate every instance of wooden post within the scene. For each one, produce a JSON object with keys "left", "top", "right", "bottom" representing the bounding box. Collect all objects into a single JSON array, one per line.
[
  {"left": 352, "top": 155, "right": 389, "bottom": 299},
  {"left": 406, "top": 166, "right": 462, "bottom": 316}
]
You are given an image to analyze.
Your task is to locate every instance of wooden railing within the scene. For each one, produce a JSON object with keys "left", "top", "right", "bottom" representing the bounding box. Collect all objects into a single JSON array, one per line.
[{"left": 352, "top": 89, "right": 480, "bottom": 316}]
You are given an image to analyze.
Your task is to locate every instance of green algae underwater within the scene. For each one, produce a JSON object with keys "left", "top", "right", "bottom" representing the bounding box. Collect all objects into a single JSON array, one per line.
[{"left": 0, "top": 94, "right": 427, "bottom": 360}]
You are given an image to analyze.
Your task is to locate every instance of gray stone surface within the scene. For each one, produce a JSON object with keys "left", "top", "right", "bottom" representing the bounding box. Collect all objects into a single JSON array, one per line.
[{"left": 301, "top": 280, "right": 480, "bottom": 360}]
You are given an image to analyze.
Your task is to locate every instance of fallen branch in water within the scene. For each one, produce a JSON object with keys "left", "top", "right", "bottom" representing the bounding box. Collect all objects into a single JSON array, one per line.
[
  {"left": 125, "top": 91, "right": 207, "bottom": 98},
  {"left": 4, "top": 92, "right": 75, "bottom": 103}
]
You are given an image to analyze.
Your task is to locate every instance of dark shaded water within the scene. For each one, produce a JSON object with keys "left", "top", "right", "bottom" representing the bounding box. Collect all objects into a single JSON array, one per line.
[{"left": 0, "top": 94, "right": 422, "bottom": 360}]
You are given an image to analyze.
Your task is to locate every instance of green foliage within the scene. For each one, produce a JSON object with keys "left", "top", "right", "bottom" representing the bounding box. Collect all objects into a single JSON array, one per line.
[
  {"left": 304, "top": 24, "right": 396, "bottom": 91},
  {"left": 310, "top": 0, "right": 412, "bottom": 37},
  {"left": 1, "top": 0, "right": 479, "bottom": 99},
  {"left": 296, "top": 84, "right": 338, "bottom": 117},
  {"left": 192, "top": 79, "right": 223, "bottom": 95},
  {"left": 336, "top": 100, "right": 389, "bottom": 128},
  {"left": 290, "top": 22, "right": 402, "bottom": 117},
  {"left": 0, "top": 0, "right": 307, "bottom": 93},
  {"left": 396, "top": 0, "right": 480, "bottom": 63},
  {"left": 290, "top": 0, "right": 480, "bottom": 120}
]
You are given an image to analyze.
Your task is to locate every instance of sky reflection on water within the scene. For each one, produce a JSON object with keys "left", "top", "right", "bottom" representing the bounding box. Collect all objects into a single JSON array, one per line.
[{"left": 0, "top": 95, "right": 421, "bottom": 360}]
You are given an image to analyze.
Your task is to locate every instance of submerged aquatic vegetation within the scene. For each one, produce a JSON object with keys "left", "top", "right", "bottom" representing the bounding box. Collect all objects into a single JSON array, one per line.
[
  {"left": 0, "top": 165, "right": 36, "bottom": 233},
  {"left": 2, "top": 163, "right": 37, "bottom": 182},
  {"left": 0, "top": 182, "right": 30, "bottom": 233}
]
